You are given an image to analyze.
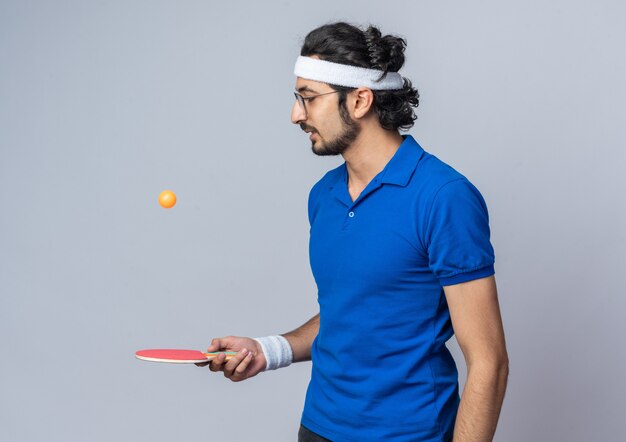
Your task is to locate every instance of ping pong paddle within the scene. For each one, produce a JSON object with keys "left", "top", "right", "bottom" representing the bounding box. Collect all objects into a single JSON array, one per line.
[{"left": 135, "top": 349, "right": 238, "bottom": 364}]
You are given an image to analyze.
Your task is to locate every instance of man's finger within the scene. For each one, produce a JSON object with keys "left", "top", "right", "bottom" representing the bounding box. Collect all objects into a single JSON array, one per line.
[
  {"left": 235, "top": 352, "right": 254, "bottom": 375},
  {"left": 223, "top": 348, "right": 249, "bottom": 377},
  {"left": 209, "top": 352, "right": 227, "bottom": 372}
]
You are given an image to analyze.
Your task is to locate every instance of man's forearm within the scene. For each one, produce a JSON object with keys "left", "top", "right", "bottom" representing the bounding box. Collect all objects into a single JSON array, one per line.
[
  {"left": 452, "top": 361, "right": 509, "bottom": 441},
  {"left": 281, "top": 313, "right": 319, "bottom": 362}
]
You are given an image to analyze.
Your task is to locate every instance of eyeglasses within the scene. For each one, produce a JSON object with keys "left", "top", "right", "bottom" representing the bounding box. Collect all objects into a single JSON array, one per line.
[{"left": 293, "top": 90, "right": 341, "bottom": 117}]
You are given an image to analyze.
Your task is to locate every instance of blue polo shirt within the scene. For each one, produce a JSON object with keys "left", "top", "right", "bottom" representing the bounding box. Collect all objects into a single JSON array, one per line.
[{"left": 300, "top": 135, "right": 495, "bottom": 441}]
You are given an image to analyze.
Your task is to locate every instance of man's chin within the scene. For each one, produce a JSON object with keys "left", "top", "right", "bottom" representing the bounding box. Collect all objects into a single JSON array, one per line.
[
  {"left": 310, "top": 139, "right": 321, "bottom": 154},
  {"left": 311, "top": 141, "right": 334, "bottom": 157}
]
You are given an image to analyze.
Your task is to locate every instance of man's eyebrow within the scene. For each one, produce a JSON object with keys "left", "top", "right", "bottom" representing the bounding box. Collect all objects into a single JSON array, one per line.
[{"left": 296, "top": 85, "right": 319, "bottom": 94}]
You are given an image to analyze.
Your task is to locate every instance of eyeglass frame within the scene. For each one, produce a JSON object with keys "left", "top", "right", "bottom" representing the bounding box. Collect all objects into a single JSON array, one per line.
[{"left": 293, "top": 90, "right": 342, "bottom": 117}]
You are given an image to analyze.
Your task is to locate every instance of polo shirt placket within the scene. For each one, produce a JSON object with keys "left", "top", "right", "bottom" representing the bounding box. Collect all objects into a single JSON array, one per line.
[{"left": 331, "top": 174, "right": 384, "bottom": 232}]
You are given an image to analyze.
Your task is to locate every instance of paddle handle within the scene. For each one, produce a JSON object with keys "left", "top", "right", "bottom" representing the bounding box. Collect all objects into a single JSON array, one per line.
[{"left": 203, "top": 351, "right": 238, "bottom": 361}]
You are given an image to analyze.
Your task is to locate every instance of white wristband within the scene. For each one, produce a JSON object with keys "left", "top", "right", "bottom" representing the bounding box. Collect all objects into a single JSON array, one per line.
[{"left": 253, "top": 335, "right": 293, "bottom": 371}]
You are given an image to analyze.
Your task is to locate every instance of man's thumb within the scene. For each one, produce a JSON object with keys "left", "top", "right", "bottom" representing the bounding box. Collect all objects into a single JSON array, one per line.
[{"left": 206, "top": 337, "right": 224, "bottom": 352}]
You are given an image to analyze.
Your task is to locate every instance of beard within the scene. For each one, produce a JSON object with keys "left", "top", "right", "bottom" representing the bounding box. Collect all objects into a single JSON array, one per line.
[{"left": 303, "top": 103, "right": 361, "bottom": 157}]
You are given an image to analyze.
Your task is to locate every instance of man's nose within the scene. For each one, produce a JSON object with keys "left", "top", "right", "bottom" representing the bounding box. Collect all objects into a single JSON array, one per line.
[{"left": 291, "top": 100, "right": 306, "bottom": 124}]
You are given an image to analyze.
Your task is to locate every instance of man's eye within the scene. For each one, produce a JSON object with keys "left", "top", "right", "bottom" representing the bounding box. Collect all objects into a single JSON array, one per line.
[{"left": 304, "top": 96, "right": 316, "bottom": 102}]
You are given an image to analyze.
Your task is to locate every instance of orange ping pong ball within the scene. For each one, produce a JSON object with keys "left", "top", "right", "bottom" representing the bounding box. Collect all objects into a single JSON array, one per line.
[{"left": 158, "top": 190, "right": 177, "bottom": 209}]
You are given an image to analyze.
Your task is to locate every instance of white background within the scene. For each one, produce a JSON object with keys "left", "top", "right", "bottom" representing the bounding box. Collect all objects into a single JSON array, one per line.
[{"left": 1, "top": 1, "right": 624, "bottom": 440}]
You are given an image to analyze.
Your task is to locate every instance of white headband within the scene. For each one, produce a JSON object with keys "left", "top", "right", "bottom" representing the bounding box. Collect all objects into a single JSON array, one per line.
[{"left": 294, "top": 56, "right": 404, "bottom": 90}]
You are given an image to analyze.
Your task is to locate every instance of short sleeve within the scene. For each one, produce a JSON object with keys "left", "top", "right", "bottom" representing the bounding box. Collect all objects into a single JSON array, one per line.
[
  {"left": 307, "top": 180, "right": 324, "bottom": 227},
  {"left": 307, "top": 187, "right": 315, "bottom": 226},
  {"left": 424, "top": 178, "right": 495, "bottom": 286}
]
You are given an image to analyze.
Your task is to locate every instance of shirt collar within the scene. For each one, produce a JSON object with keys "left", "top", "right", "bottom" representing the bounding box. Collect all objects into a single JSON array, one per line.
[
  {"left": 378, "top": 135, "right": 424, "bottom": 186},
  {"left": 330, "top": 135, "right": 425, "bottom": 191}
]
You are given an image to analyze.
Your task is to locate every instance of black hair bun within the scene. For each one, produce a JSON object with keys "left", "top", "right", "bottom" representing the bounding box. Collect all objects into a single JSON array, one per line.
[{"left": 364, "top": 25, "right": 406, "bottom": 74}]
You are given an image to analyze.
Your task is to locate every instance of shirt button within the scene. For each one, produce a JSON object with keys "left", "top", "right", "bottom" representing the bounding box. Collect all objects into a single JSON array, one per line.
[{"left": 348, "top": 211, "right": 355, "bottom": 218}]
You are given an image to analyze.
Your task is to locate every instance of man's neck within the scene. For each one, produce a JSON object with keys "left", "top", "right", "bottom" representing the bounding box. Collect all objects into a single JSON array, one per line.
[{"left": 342, "top": 126, "right": 405, "bottom": 189}]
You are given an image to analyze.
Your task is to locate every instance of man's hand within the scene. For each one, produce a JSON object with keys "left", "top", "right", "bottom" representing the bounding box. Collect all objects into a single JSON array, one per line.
[{"left": 196, "top": 336, "right": 266, "bottom": 382}]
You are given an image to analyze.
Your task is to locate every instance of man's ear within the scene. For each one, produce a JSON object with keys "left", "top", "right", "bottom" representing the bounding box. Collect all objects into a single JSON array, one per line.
[{"left": 352, "top": 87, "right": 375, "bottom": 119}]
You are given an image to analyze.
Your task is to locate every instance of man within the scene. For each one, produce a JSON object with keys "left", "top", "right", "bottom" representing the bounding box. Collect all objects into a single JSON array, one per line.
[{"left": 199, "top": 22, "right": 509, "bottom": 442}]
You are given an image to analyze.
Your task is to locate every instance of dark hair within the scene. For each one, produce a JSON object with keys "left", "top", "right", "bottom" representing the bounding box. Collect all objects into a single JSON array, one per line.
[{"left": 300, "top": 22, "right": 419, "bottom": 131}]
